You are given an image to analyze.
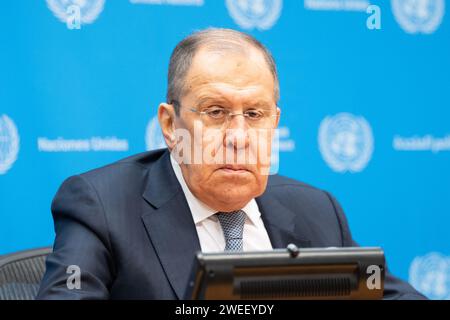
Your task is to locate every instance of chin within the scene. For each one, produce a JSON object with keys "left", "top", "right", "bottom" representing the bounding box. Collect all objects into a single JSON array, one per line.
[{"left": 209, "top": 183, "right": 263, "bottom": 208}]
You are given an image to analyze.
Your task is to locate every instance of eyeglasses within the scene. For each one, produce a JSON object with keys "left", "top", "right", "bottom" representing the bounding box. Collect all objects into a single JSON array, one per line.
[{"left": 171, "top": 100, "right": 279, "bottom": 129}]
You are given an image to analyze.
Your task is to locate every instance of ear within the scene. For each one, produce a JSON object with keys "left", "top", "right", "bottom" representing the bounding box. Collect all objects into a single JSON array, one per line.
[
  {"left": 158, "top": 102, "right": 177, "bottom": 150},
  {"left": 275, "top": 106, "right": 281, "bottom": 128}
]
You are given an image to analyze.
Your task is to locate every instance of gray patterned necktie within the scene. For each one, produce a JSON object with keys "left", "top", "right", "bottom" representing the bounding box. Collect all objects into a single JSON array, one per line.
[{"left": 216, "top": 210, "right": 246, "bottom": 251}]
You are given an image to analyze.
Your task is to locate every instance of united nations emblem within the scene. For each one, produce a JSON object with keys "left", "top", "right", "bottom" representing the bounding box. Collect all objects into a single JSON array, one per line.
[
  {"left": 391, "top": 0, "right": 445, "bottom": 34},
  {"left": 145, "top": 116, "right": 167, "bottom": 151},
  {"left": 46, "top": 0, "right": 105, "bottom": 25},
  {"left": 409, "top": 252, "right": 450, "bottom": 300},
  {"left": 226, "top": 0, "right": 283, "bottom": 30},
  {"left": 318, "top": 113, "right": 374, "bottom": 173},
  {"left": 0, "top": 114, "right": 20, "bottom": 175}
]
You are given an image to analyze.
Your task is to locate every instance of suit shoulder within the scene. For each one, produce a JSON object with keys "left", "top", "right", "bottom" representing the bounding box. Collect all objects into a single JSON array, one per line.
[
  {"left": 265, "top": 174, "right": 338, "bottom": 209},
  {"left": 51, "top": 149, "right": 169, "bottom": 196},
  {"left": 77, "top": 148, "right": 167, "bottom": 181},
  {"left": 266, "top": 174, "right": 325, "bottom": 194}
]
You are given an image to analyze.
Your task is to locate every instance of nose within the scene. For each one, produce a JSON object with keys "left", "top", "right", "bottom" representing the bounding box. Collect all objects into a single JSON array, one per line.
[{"left": 224, "top": 114, "right": 249, "bottom": 151}]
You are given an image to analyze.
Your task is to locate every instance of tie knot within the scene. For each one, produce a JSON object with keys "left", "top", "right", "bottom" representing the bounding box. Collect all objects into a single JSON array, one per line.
[{"left": 216, "top": 210, "right": 246, "bottom": 251}]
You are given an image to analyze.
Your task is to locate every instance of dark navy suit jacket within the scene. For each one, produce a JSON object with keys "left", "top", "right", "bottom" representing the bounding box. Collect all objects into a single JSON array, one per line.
[{"left": 37, "top": 148, "right": 426, "bottom": 299}]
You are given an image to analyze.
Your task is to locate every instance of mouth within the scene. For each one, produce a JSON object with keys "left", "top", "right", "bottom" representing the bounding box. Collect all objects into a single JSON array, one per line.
[{"left": 217, "top": 165, "right": 252, "bottom": 174}]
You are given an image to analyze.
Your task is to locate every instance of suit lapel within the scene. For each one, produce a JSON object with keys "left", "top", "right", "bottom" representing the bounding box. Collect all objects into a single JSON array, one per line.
[
  {"left": 141, "top": 150, "right": 201, "bottom": 299},
  {"left": 256, "top": 189, "right": 312, "bottom": 249},
  {"left": 140, "top": 150, "right": 312, "bottom": 299}
]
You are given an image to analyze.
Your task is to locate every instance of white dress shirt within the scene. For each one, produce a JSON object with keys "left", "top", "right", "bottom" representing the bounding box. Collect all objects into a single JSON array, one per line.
[{"left": 170, "top": 155, "right": 273, "bottom": 253}]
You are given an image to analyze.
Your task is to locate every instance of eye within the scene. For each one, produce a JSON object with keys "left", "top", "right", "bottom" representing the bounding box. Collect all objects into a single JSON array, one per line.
[
  {"left": 245, "top": 110, "right": 264, "bottom": 120},
  {"left": 205, "top": 107, "right": 227, "bottom": 119}
]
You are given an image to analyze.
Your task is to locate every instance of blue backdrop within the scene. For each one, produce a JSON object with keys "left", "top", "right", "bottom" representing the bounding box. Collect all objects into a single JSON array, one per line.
[{"left": 1, "top": 0, "right": 449, "bottom": 299}]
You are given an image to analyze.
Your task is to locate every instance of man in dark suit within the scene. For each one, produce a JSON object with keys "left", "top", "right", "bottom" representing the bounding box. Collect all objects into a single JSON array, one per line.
[{"left": 37, "top": 28, "right": 425, "bottom": 299}]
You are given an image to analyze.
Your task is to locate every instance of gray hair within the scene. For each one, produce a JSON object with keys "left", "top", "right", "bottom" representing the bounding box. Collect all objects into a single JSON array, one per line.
[{"left": 166, "top": 28, "right": 280, "bottom": 115}]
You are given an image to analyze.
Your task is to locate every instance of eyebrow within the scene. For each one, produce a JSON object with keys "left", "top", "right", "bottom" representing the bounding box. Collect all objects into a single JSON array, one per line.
[
  {"left": 194, "top": 96, "right": 233, "bottom": 110},
  {"left": 243, "top": 100, "right": 272, "bottom": 109},
  {"left": 196, "top": 96, "right": 229, "bottom": 105},
  {"left": 195, "top": 96, "right": 272, "bottom": 109}
]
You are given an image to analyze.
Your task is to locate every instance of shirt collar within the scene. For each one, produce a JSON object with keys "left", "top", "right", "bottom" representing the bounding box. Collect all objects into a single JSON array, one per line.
[{"left": 169, "top": 153, "right": 261, "bottom": 225}]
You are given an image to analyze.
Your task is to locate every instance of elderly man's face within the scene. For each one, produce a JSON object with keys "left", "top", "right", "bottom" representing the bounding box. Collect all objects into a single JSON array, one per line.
[{"left": 159, "top": 46, "right": 280, "bottom": 212}]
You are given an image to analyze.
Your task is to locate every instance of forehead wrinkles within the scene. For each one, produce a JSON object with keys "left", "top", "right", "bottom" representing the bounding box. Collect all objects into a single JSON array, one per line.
[
  {"left": 184, "top": 49, "right": 275, "bottom": 102},
  {"left": 193, "top": 83, "right": 270, "bottom": 106},
  {"left": 186, "top": 49, "right": 273, "bottom": 89}
]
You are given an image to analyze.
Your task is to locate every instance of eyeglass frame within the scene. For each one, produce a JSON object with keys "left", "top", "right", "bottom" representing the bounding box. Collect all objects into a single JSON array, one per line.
[{"left": 169, "top": 99, "right": 280, "bottom": 129}]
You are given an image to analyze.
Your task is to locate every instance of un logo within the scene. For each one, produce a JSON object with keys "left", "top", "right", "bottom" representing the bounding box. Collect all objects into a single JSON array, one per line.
[
  {"left": 409, "top": 252, "right": 450, "bottom": 300},
  {"left": 145, "top": 116, "right": 167, "bottom": 151},
  {"left": 46, "top": 0, "right": 105, "bottom": 25},
  {"left": 318, "top": 113, "right": 374, "bottom": 173},
  {"left": 0, "top": 115, "right": 20, "bottom": 175},
  {"left": 226, "top": 0, "right": 283, "bottom": 30},
  {"left": 392, "top": 0, "right": 445, "bottom": 34}
]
